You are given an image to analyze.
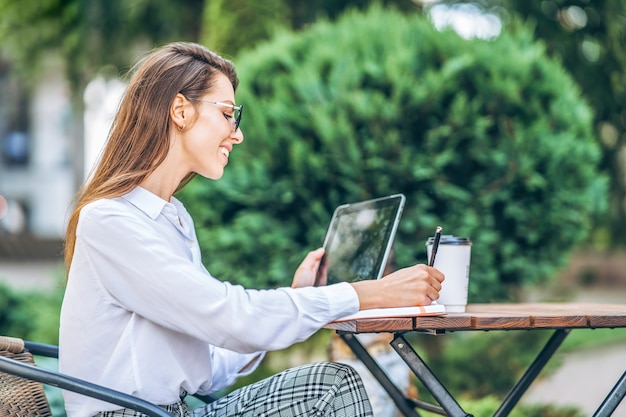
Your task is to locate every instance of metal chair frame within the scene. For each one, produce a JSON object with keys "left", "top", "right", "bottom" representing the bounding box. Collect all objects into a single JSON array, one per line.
[{"left": 0, "top": 336, "right": 173, "bottom": 417}]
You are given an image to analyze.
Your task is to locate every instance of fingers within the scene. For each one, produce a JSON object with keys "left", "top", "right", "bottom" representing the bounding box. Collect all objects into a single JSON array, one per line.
[
  {"left": 416, "top": 280, "right": 442, "bottom": 306},
  {"left": 418, "top": 263, "right": 444, "bottom": 284},
  {"left": 421, "top": 264, "right": 445, "bottom": 303},
  {"left": 432, "top": 266, "right": 445, "bottom": 284},
  {"left": 310, "top": 247, "right": 325, "bottom": 262},
  {"left": 292, "top": 248, "right": 326, "bottom": 288},
  {"left": 382, "top": 263, "right": 445, "bottom": 306},
  {"left": 303, "top": 248, "right": 325, "bottom": 272}
]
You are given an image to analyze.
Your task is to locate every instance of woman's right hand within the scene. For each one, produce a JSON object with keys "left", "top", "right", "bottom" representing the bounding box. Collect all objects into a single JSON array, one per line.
[{"left": 350, "top": 264, "right": 444, "bottom": 310}]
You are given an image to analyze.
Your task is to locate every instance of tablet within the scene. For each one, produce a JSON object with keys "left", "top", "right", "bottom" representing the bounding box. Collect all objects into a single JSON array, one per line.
[{"left": 318, "top": 194, "right": 405, "bottom": 285}]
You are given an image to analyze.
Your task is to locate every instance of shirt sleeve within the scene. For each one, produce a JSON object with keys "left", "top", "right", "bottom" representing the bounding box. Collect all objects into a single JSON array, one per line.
[
  {"left": 198, "top": 348, "right": 266, "bottom": 395},
  {"left": 76, "top": 201, "right": 360, "bottom": 354}
]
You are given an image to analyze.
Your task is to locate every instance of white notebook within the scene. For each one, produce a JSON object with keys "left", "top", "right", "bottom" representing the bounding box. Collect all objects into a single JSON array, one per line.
[{"left": 333, "top": 303, "right": 446, "bottom": 322}]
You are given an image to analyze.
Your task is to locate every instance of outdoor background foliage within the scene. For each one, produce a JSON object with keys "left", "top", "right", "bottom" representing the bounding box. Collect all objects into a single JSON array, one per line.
[
  {"left": 463, "top": 0, "right": 626, "bottom": 248},
  {"left": 0, "top": 2, "right": 624, "bottom": 416},
  {"left": 2, "top": 0, "right": 624, "bottom": 247},
  {"left": 179, "top": 6, "right": 605, "bottom": 301}
]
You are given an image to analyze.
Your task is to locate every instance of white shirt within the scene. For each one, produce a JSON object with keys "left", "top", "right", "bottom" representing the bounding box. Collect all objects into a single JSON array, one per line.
[{"left": 59, "top": 186, "right": 360, "bottom": 417}]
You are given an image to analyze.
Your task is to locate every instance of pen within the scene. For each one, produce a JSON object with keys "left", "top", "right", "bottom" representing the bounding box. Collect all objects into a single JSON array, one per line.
[{"left": 429, "top": 226, "right": 443, "bottom": 267}]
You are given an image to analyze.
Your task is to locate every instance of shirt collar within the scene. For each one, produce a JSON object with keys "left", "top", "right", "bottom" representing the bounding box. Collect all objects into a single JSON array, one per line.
[{"left": 121, "top": 186, "right": 169, "bottom": 220}]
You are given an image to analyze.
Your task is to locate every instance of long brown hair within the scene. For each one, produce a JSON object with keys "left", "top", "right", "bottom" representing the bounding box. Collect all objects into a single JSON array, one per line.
[{"left": 64, "top": 42, "right": 238, "bottom": 271}]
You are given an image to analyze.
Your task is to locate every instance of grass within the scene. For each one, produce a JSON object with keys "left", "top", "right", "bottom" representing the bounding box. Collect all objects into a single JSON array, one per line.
[{"left": 560, "top": 326, "right": 626, "bottom": 352}]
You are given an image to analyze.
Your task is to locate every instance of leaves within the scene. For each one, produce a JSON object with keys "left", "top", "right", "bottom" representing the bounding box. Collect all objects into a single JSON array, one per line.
[
  {"left": 179, "top": 6, "right": 605, "bottom": 299},
  {"left": 0, "top": 0, "right": 205, "bottom": 89}
]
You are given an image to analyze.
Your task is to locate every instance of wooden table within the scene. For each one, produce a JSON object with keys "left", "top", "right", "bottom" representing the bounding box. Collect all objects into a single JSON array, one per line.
[{"left": 326, "top": 303, "right": 626, "bottom": 417}]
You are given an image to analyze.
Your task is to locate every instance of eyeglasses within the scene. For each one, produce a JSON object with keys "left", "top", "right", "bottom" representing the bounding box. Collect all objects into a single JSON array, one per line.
[{"left": 188, "top": 98, "right": 243, "bottom": 131}]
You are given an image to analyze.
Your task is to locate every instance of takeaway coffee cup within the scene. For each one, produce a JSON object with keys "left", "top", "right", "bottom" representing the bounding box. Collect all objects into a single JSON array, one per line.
[{"left": 426, "top": 235, "right": 472, "bottom": 312}]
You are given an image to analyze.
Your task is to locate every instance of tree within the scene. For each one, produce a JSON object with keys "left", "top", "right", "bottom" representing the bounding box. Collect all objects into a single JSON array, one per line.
[
  {"left": 509, "top": 0, "right": 626, "bottom": 249},
  {"left": 0, "top": 0, "right": 205, "bottom": 89},
  {"left": 429, "top": 0, "right": 626, "bottom": 248},
  {"left": 200, "top": 0, "right": 424, "bottom": 57},
  {"left": 0, "top": 0, "right": 205, "bottom": 188},
  {"left": 0, "top": 0, "right": 419, "bottom": 188},
  {"left": 179, "top": 6, "right": 605, "bottom": 301}
]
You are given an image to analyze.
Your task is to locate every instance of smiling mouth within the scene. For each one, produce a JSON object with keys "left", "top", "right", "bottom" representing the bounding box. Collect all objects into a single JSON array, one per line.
[{"left": 220, "top": 147, "right": 230, "bottom": 159}]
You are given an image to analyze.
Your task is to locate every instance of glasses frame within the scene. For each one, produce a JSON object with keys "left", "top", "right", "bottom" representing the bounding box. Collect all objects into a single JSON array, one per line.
[{"left": 187, "top": 97, "right": 243, "bottom": 131}]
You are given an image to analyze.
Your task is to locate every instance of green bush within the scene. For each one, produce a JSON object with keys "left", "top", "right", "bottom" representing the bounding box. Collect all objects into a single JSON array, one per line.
[
  {"left": 0, "top": 283, "right": 37, "bottom": 338},
  {"left": 179, "top": 6, "right": 605, "bottom": 300},
  {"left": 0, "top": 281, "right": 65, "bottom": 416},
  {"left": 0, "top": 283, "right": 62, "bottom": 344}
]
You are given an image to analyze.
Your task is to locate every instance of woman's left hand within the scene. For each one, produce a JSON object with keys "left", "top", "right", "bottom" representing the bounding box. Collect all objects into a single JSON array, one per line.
[{"left": 291, "top": 248, "right": 325, "bottom": 288}]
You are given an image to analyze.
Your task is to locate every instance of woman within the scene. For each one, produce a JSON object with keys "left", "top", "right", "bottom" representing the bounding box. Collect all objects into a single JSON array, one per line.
[{"left": 60, "top": 42, "right": 444, "bottom": 417}]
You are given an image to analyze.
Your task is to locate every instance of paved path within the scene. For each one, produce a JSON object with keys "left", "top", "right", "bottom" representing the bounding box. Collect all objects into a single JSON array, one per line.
[
  {"left": 519, "top": 287, "right": 626, "bottom": 414},
  {"left": 522, "top": 341, "right": 626, "bottom": 415}
]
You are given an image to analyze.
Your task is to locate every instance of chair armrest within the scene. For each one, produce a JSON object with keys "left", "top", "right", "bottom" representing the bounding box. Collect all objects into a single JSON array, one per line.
[
  {"left": 0, "top": 356, "right": 173, "bottom": 417},
  {"left": 24, "top": 341, "right": 59, "bottom": 358}
]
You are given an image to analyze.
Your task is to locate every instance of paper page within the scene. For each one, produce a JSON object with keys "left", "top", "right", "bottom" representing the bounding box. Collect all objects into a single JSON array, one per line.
[{"left": 333, "top": 304, "right": 446, "bottom": 322}]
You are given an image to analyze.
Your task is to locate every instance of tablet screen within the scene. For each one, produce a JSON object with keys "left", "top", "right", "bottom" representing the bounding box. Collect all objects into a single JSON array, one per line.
[{"left": 319, "top": 194, "right": 405, "bottom": 285}]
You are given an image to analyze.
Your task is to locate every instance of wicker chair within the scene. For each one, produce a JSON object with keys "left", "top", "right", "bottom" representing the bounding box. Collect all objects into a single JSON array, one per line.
[{"left": 0, "top": 335, "right": 173, "bottom": 417}]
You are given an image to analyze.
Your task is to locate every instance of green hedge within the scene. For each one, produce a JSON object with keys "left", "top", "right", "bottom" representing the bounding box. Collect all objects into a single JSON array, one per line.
[
  {"left": 0, "top": 283, "right": 62, "bottom": 344},
  {"left": 179, "top": 6, "right": 605, "bottom": 301}
]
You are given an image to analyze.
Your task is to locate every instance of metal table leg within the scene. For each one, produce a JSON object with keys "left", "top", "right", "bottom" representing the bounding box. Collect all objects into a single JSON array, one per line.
[
  {"left": 391, "top": 333, "right": 473, "bottom": 417},
  {"left": 494, "top": 328, "right": 570, "bottom": 417},
  {"left": 339, "top": 332, "right": 421, "bottom": 417},
  {"left": 593, "top": 371, "right": 626, "bottom": 417}
]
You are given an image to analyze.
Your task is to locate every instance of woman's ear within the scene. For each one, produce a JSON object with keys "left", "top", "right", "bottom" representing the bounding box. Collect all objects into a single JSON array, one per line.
[{"left": 170, "top": 93, "right": 187, "bottom": 131}]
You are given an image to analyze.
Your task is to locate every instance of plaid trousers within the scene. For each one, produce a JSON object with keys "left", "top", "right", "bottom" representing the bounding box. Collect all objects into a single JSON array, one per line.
[{"left": 96, "top": 361, "right": 373, "bottom": 417}]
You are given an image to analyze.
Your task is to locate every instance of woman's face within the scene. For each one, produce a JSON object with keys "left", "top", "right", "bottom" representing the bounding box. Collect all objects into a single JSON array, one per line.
[{"left": 181, "top": 74, "right": 244, "bottom": 180}]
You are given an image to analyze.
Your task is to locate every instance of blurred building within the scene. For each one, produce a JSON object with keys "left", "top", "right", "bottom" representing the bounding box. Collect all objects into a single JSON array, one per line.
[{"left": 0, "top": 57, "right": 76, "bottom": 260}]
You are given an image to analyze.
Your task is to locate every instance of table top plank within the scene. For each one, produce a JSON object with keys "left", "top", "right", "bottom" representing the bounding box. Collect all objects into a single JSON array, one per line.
[
  {"left": 329, "top": 317, "right": 415, "bottom": 333},
  {"left": 468, "top": 312, "right": 532, "bottom": 330},
  {"left": 588, "top": 315, "right": 626, "bottom": 328},
  {"left": 325, "top": 303, "right": 626, "bottom": 333},
  {"left": 414, "top": 314, "right": 472, "bottom": 330},
  {"left": 532, "top": 314, "right": 588, "bottom": 328}
]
